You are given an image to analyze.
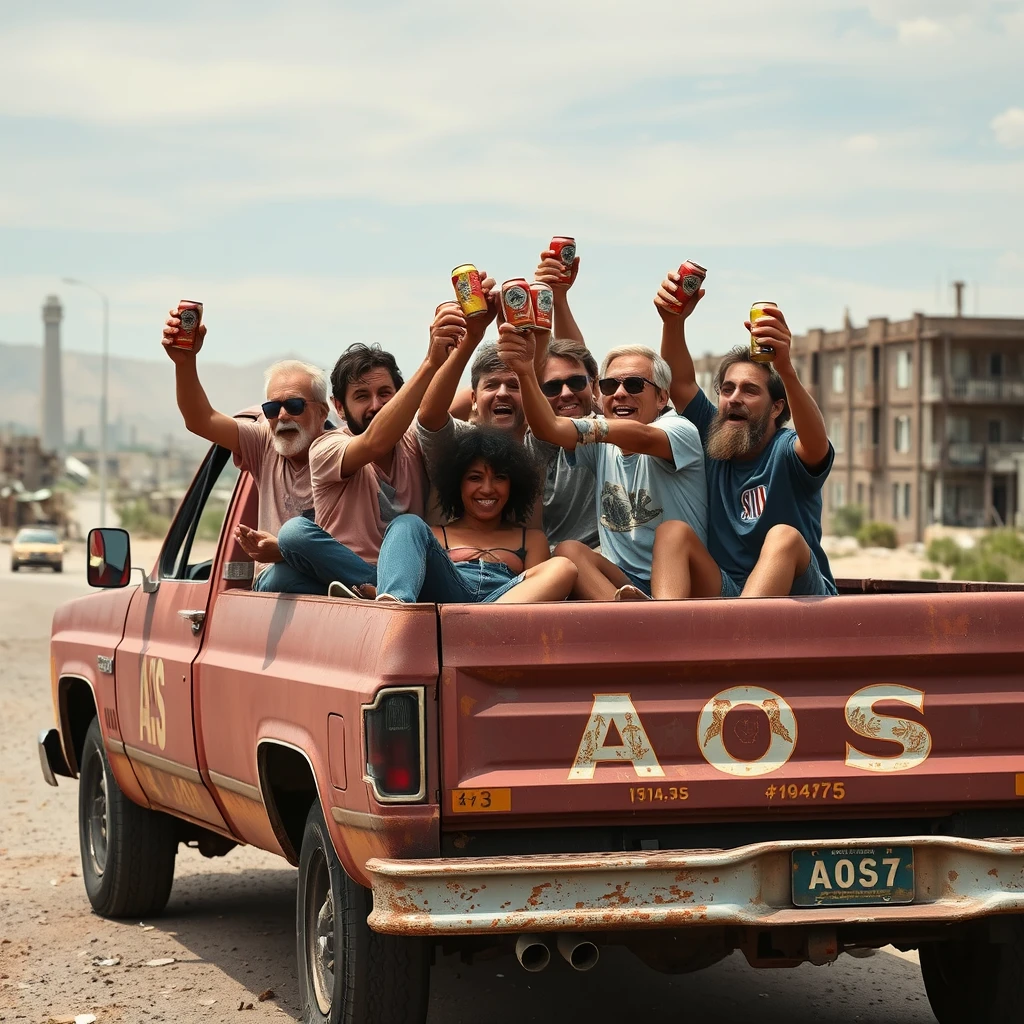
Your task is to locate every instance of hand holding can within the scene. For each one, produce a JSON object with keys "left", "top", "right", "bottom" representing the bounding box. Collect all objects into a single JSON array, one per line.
[
  {"left": 529, "top": 283, "right": 554, "bottom": 331},
  {"left": 549, "top": 236, "right": 577, "bottom": 279},
  {"left": 172, "top": 300, "right": 204, "bottom": 351},
  {"left": 451, "top": 265, "right": 489, "bottom": 318},
  {"left": 500, "top": 279, "right": 535, "bottom": 330},
  {"left": 749, "top": 302, "right": 779, "bottom": 362}
]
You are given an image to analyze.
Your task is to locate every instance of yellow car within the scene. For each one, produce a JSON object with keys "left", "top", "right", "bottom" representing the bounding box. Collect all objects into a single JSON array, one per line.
[{"left": 11, "top": 527, "right": 64, "bottom": 573}]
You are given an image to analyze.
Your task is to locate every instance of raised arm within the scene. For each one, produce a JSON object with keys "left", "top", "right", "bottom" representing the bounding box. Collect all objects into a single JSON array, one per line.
[
  {"left": 162, "top": 309, "right": 241, "bottom": 453},
  {"left": 340, "top": 307, "right": 467, "bottom": 476},
  {"left": 749, "top": 308, "right": 830, "bottom": 470},
  {"left": 535, "top": 249, "right": 583, "bottom": 345},
  {"left": 655, "top": 270, "right": 705, "bottom": 412},
  {"left": 418, "top": 272, "right": 497, "bottom": 430}
]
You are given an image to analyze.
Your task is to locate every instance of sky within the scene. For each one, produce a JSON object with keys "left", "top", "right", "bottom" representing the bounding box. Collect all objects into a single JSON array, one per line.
[{"left": 1, "top": 0, "right": 1022, "bottom": 382}]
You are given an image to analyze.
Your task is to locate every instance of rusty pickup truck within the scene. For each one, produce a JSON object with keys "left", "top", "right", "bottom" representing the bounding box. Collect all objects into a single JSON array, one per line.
[{"left": 39, "top": 439, "right": 1024, "bottom": 1024}]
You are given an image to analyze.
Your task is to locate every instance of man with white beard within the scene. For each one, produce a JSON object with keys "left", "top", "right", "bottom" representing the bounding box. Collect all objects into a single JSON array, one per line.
[{"left": 162, "top": 309, "right": 330, "bottom": 592}]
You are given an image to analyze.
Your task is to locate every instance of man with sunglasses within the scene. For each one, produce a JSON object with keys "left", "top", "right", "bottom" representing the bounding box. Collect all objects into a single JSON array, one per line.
[
  {"left": 497, "top": 326, "right": 707, "bottom": 600},
  {"left": 161, "top": 306, "right": 331, "bottom": 591},
  {"left": 654, "top": 271, "right": 835, "bottom": 599}
]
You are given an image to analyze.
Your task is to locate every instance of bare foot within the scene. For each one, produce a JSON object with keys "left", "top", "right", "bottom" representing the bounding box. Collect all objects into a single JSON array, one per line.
[
  {"left": 614, "top": 584, "right": 650, "bottom": 601},
  {"left": 354, "top": 583, "right": 377, "bottom": 599}
]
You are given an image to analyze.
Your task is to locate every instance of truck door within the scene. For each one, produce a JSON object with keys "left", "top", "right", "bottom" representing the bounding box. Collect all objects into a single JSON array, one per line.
[{"left": 115, "top": 446, "right": 238, "bottom": 829}]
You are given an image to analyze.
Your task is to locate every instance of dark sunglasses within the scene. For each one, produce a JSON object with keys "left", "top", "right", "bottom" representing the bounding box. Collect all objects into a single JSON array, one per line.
[
  {"left": 598, "top": 376, "right": 657, "bottom": 396},
  {"left": 540, "top": 374, "right": 590, "bottom": 398},
  {"left": 261, "top": 397, "right": 308, "bottom": 419}
]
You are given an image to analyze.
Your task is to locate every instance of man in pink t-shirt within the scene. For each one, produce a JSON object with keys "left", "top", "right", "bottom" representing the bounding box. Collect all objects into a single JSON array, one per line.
[
  {"left": 273, "top": 305, "right": 467, "bottom": 594},
  {"left": 161, "top": 307, "right": 330, "bottom": 593}
]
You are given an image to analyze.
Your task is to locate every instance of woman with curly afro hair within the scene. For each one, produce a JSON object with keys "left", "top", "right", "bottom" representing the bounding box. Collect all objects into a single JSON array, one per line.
[{"left": 372, "top": 426, "right": 577, "bottom": 603}]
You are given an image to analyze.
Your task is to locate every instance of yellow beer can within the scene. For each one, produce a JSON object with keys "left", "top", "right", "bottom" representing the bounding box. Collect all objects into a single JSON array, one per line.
[
  {"left": 749, "top": 301, "right": 779, "bottom": 363},
  {"left": 452, "top": 265, "right": 489, "bottom": 318}
]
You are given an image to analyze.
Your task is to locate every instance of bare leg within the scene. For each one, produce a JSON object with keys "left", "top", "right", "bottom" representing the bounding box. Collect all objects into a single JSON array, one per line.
[
  {"left": 741, "top": 524, "right": 811, "bottom": 597},
  {"left": 553, "top": 541, "right": 632, "bottom": 601},
  {"left": 495, "top": 557, "right": 578, "bottom": 604},
  {"left": 650, "top": 521, "right": 722, "bottom": 599}
]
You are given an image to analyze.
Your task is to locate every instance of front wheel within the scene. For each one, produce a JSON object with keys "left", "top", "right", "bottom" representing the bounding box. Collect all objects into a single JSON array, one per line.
[
  {"left": 920, "top": 920, "right": 1024, "bottom": 1023},
  {"left": 78, "top": 717, "right": 177, "bottom": 917},
  {"left": 296, "top": 800, "right": 429, "bottom": 1024},
  {"left": 10, "top": 562, "right": 18, "bottom": 572}
]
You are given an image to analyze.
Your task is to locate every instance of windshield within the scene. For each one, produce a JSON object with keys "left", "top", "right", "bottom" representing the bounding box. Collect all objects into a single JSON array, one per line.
[{"left": 15, "top": 529, "right": 60, "bottom": 544}]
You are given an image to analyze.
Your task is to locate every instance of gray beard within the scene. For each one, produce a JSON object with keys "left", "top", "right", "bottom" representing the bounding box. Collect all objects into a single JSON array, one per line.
[{"left": 705, "top": 408, "right": 771, "bottom": 461}]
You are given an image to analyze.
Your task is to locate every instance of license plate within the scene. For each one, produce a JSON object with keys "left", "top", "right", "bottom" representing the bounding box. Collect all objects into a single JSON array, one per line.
[{"left": 791, "top": 846, "right": 914, "bottom": 907}]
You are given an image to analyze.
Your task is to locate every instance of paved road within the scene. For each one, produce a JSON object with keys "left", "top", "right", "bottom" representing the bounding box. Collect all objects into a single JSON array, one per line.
[{"left": 0, "top": 562, "right": 938, "bottom": 1023}]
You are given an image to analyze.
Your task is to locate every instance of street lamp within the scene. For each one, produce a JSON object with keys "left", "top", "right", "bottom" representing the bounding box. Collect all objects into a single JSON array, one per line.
[{"left": 62, "top": 278, "right": 110, "bottom": 529}]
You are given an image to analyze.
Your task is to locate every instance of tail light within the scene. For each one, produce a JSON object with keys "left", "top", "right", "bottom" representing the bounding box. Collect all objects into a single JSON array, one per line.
[{"left": 362, "top": 688, "right": 425, "bottom": 803}]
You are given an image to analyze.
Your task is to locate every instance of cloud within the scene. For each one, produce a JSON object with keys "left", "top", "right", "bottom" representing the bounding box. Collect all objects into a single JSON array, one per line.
[
  {"left": 897, "top": 17, "right": 953, "bottom": 42},
  {"left": 992, "top": 107, "right": 1024, "bottom": 148},
  {"left": 844, "top": 134, "right": 880, "bottom": 153}
]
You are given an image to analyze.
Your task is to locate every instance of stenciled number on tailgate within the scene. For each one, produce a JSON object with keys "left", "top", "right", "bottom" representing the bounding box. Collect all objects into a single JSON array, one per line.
[
  {"left": 629, "top": 786, "right": 689, "bottom": 803},
  {"left": 139, "top": 655, "right": 167, "bottom": 750},
  {"left": 450, "top": 788, "right": 512, "bottom": 813},
  {"left": 766, "top": 782, "right": 845, "bottom": 801}
]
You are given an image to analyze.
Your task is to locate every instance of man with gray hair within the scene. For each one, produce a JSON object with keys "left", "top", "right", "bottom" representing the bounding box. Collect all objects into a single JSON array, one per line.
[
  {"left": 497, "top": 326, "right": 707, "bottom": 600},
  {"left": 161, "top": 308, "right": 330, "bottom": 592}
]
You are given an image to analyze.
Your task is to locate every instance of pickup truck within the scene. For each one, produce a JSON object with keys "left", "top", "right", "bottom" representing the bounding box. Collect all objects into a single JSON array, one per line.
[{"left": 39, "top": 436, "right": 1024, "bottom": 1024}]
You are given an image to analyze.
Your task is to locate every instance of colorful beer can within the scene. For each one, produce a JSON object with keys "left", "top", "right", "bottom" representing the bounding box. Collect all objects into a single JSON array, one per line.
[
  {"left": 500, "top": 279, "right": 535, "bottom": 329},
  {"left": 676, "top": 260, "right": 707, "bottom": 299},
  {"left": 549, "top": 236, "right": 576, "bottom": 275},
  {"left": 529, "top": 283, "right": 554, "bottom": 330},
  {"left": 173, "top": 300, "right": 204, "bottom": 351},
  {"left": 451, "top": 264, "right": 488, "bottom": 318},
  {"left": 749, "top": 301, "right": 779, "bottom": 363}
]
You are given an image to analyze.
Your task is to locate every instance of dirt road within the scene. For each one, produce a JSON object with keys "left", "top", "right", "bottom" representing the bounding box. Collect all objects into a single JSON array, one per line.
[{"left": 0, "top": 554, "right": 937, "bottom": 1024}]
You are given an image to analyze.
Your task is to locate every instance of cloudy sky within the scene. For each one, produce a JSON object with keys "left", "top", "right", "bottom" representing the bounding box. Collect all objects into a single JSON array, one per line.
[{"left": 1, "top": 0, "right": 1022, "bottom": 381}]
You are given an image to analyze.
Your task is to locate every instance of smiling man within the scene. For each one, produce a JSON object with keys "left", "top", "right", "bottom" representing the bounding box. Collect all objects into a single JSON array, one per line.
[
  {"left": 654, "top": 269, "right": 835, "bottom": 599},
  {"left": 497, "top": 324, "right": 707, "bottom": 600}
]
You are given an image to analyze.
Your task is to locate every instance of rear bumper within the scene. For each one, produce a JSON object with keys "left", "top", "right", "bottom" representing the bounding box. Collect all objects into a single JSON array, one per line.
[
  {"left": 365, "top": 835, "right": 1024, "bottom": 936},
  {"left": 15, "top": 554, "right": 62, "bottom": 566},
  {"left": 38, "top": 728, "right": 73, "bottom": 786}
]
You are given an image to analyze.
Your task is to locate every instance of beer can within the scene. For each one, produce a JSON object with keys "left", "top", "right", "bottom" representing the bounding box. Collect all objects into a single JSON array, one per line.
[
  {"left": 676, "top": 260, "right": 707, "bottom": 299},
  {"left": 451, "top": 264, "right": 488, "bottom": 318},
  {"left": 173, "top": 300, "right": 203, "bottom": 351},
  {"left": 529, "top": 283, "right": 554, "bottom": 330},
  {"left": 749, "top": 301, "right": 779, "bottom": 363},
  {"left": 500, "top": 279, "right": 535, "bottom": 329},
  {"left": 549, "top": 236, "right": 576, "bottom": 275}
]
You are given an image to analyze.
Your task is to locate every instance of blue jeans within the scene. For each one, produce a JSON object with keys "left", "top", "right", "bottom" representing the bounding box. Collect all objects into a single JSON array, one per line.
[
  {"left": 720, "top": 555, "right": 831, "bottom": 598},
  {"left": 258, "top": 516, "right": 377, "bottom": 595},
  {"left": 376, "top": 515, "right": 524, "bottom": 604}
]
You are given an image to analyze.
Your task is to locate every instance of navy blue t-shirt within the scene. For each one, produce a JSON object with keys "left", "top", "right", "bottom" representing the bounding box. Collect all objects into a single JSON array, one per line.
[{"left": 683, "top": 391, "right": 836, "bottom": 594}]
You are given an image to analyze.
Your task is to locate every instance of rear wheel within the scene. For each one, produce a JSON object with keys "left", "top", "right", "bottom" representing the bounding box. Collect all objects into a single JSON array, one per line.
[
  {"left": 78, "top": 717, "right": 177, "bottom": 917},
  {"left": 54, "top": 563, "right": 63, "bottom": 573},
  {"left": 296, "top": 800, "right": 429, "bottom": 1024},
  {"left": 11, "top": 561, "right": 18, "bottom": 572},
  {"left": 920, "top": 920, "right": 1024, "bottom": 1023}
]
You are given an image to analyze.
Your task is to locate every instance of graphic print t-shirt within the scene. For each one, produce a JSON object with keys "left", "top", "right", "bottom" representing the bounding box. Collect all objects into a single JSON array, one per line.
[
  {"left": 566, "top": 411, "right": 707, "bottom": 583},
  {"left": 683, "top": 390, "right": 836, "bottom": 593}
]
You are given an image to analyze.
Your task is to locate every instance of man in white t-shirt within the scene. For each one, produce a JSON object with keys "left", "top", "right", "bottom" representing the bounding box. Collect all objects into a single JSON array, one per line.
[{"left": 497, "top": 325, "right": 707, "bottom": 600}]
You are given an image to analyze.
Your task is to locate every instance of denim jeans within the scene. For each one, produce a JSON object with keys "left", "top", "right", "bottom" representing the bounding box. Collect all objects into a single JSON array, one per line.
[
  {"left": 376, "top": 514, "right": 524, "bottom": 604},
  {"left": 259, "top": 516, "right": 378, "bottom": 595}
]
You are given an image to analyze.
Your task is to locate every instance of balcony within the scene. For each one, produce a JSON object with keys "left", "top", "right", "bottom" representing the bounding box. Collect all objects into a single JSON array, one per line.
[
  {"left": 948, "top": 379, "right": 1024, "bottom": 403},
  {"left": 926, "top": 442, "right": 1024, "bottom": 471}
]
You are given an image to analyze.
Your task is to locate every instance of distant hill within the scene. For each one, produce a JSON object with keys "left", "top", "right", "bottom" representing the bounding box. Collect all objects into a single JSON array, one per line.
[{"left": 1, "top": 341, "right": 311, "bottom": 450}]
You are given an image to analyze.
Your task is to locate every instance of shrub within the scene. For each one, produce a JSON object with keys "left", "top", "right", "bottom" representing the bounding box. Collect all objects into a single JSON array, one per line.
[
  {"left": 952, "top": 558, "right": 1009, "bottom": 583},
  {"left": 979, "top": 530, "right": 1024, "bottom": 562},
  {"left": 926, "top": 537, "right": 962, "bottom": 567},
  {"left": 919, "top": 567, "right": 941, "bottom": 580},
  {"left": 115, "top": 499, "right": 171, "bottom": 539},
  {"left": 856, "top": 521, "right": 898, "bottom": 549},
  {"left": 832, "top": 504, "right": 865, "bottom": 538}
]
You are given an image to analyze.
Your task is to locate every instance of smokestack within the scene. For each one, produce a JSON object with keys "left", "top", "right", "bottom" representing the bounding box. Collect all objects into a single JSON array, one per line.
[
  {"left": 41, "top": 295, "right": 65, "bottom": 457},
  {"left": 953, "top": 281, "right": 965, "bottom": 317}
]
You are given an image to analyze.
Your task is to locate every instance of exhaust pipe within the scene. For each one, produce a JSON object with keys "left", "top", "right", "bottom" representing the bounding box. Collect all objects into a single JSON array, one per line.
[
  {"left": 515, "top": 934, "right": 551, "bottom": 972},
  {"left": 556, "top": 933, "right": 600, "bottom": 972}
]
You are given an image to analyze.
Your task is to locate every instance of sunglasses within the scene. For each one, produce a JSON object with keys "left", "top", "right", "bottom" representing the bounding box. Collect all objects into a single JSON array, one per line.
[
  {"left": 540, "top": 374, "right": 590, "bottom": 398},
  {"left": 261, "top": 397, "right": 308, "bottom": 419},
  {"left": 598, "top": 376, "right": 658, "bottom": 397}
]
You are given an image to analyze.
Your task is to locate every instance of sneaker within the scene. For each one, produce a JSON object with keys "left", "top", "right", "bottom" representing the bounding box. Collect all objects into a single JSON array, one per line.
[
  {"left": 375, "top": 593, "right": 403, "bottom": 603},
  {"left": 614, "top": 584, "right": 651, "bottom": 602},
  {"left": 328, "top": 581, "right": 361, "bottom": 600}
]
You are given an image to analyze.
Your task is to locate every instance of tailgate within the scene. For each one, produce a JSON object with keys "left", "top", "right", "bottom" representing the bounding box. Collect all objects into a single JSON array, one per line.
[{"left": 438, "top": 593, "right": 1024, "bottom": 827}]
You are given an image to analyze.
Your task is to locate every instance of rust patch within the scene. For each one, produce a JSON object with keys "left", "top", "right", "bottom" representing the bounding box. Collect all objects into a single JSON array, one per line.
[
  {"left": 459, "top": 695, "right": 478, "bottom": 719},
  {"left": 525, "top": 883, "right": 552, "bottom": 908},
  {"left": 598, "top": 883, "right": 632, "bottom": 906},
  {"left": 948, "top": 870, "right": 959, "bottom": 883},
  {"left": 712, "top": 876, "right": 720, "bottom": 884},
  {"left": 989, "top": 868, "right": 1000, "bottom": 878}
]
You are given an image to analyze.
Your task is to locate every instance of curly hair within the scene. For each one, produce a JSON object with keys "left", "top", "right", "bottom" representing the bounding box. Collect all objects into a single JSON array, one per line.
[{"left": 433, "top": 426, "right": 540, "bottom": 525}]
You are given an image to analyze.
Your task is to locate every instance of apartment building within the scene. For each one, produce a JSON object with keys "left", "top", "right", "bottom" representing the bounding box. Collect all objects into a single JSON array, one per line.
[{"left": 692, "top": 306, "right": 1024, "bottom": 543}]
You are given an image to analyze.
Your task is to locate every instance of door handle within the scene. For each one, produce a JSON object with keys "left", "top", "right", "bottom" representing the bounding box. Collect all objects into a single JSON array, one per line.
[{"left": 177, "top": 609, "right": 206, "bottom": 635}]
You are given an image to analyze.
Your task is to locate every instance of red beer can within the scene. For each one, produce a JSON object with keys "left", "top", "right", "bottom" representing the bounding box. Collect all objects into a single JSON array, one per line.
[
  {"left": 500, "top": 279, "right": 535, "bottom": 329},
  {"left": 549, "top": 236, "right": 576, "bottom": 275},
  {"left": 172, "top": 300, "right": 204, "bottom": 351},
  {"left": 529, "top": 283, "right": 554, "bottom": 330},
  {"left": 676, "top": 260, "right": 707, "bottom": 300}
]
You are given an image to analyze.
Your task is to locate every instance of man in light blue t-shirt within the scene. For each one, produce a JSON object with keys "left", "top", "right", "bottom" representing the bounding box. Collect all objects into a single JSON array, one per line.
[
  {"left": 653, "top": 270, "right": 835, "bottom": 598},
  {"left": 496, "top": 325, "right": 707, "bottom": 600}
]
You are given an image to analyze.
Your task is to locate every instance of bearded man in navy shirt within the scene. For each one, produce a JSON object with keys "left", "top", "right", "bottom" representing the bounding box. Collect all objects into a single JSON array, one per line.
[{"left": 651, "top": 270, "right": 836, "bottom": 599}]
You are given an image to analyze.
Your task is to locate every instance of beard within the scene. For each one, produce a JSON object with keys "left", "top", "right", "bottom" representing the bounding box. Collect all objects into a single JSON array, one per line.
[
  {"left": 705, "top": 405, "right": 773, "bottom": 461},
  {"left": 340, "top": 400, "right": 372, "bottom": 435},
  {"left": 271, "top": 421, "right": 312, "bottom": 458}
]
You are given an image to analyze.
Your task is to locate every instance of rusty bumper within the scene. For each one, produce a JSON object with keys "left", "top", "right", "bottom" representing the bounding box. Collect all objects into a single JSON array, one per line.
[{"left": 365, "top": 835, "right": 1024, "bottom": 936}]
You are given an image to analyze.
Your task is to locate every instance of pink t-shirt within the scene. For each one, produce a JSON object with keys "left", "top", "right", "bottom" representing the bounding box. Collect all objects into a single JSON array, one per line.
[
  {"left": 309, "top": 426, "right": 427, "bottom": 564},
  {"left": 234, "top": 420, "right": 315, "bottom": 539}
]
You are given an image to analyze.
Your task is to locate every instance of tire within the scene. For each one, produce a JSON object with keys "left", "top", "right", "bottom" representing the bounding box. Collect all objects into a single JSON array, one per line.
[
  {"left": 296, "top": 800, "right": 429, "bottom": 1024},
  {"left": 54, "top": 564, "right": 63, "bottom": 573},
  {"left": 78, "top": 717, "right": 177, "bottom": 918},
  {"left": 11, "top": 562, "right": 18, "bottom": 572},
  {"left": 920, "top": 919, "right": 1024, "bottom": 1023}
]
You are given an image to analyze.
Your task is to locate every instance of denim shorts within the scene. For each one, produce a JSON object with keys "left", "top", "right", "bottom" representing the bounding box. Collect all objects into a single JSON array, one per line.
[
  {"left": 720, "top": 557, "right": 830, "bottom": 598},
  {"left": 455, "top": 559, "right": 526, "bottom": 603}
]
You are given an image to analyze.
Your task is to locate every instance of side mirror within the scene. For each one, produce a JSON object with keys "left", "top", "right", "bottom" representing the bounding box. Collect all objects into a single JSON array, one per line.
[{"left": 87, "top": 528, "right": 132, "bottom": 588}]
